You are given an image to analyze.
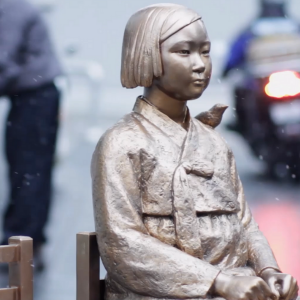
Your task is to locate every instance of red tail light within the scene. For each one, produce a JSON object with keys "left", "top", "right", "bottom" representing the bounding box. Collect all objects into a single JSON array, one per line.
[{"left": 265, "top": 71, "right": 300, "bottom": 99}]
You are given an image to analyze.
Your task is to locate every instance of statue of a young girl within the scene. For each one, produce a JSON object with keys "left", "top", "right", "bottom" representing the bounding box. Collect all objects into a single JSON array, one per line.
[{"left": 91, "top": 4, "right": 298, "bottom": 300}]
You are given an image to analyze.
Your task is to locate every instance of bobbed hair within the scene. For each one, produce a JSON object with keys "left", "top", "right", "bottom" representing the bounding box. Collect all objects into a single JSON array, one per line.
[{"left": 121, "top": 4, "right": 201, "bottom": 88}]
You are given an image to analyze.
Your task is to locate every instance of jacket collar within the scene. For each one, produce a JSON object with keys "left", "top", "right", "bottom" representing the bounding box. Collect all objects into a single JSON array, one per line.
[{"left": 133, "top": 97, "right": 190, "bottom": 147}]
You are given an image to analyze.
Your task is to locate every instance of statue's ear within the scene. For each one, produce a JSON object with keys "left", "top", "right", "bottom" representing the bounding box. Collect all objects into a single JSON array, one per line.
[{"left": 195, "top": 104, "right": 228, "bottom": 129}]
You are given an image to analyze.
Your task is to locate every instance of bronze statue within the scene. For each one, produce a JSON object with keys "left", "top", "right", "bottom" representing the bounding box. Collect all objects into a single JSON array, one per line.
[{"left": 91, "top": 4, "right": 299, "bottom": 300}]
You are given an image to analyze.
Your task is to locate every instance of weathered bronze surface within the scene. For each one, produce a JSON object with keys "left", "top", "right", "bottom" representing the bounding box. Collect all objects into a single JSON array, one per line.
[{"left": 91, "top": 4, "right": 299, "bottom": 300}]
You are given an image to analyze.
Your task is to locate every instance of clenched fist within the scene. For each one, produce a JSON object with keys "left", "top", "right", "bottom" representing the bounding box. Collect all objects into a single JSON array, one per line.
[
  {"left": 261, "top": 268, "right": 298, "bottom": 300},
  {"left": 212, "top": 273, "right": 276, "bottom": 300}
]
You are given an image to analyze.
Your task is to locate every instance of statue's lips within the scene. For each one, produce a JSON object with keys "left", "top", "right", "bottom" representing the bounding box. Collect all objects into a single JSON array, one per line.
[{"left": 192, "top": 79, "right": 206, "bottom": 85}]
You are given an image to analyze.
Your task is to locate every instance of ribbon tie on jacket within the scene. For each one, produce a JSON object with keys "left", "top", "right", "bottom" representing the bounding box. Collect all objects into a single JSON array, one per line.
[{"left": 172, "top": 160, "right": 214, "bottom": 259}]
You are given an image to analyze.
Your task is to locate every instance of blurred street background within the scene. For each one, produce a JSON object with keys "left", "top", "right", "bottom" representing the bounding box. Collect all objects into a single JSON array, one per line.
[{"left": 0, "top": 0, "right": 300, "bottom": 299}]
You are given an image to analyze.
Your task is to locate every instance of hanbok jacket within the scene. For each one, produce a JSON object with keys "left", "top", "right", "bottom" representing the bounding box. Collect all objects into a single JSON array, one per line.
[{"left": 91, "top": 97, "right": 280, "bottom": 300}]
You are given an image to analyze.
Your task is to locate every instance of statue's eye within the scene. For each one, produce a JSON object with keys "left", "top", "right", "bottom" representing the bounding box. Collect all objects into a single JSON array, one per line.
[{"left": 178, "top": 50, "right": 190, "bottom": 55}]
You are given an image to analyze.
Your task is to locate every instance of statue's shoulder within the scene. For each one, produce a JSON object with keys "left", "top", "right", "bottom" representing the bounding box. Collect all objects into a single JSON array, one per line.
[
  {"left": 95, "top": 112, "right": 141, "bottom": 155},
  {"left": 193, "top": 104, "right": 232, "bottom": 153},
  {"left": 194, "top": 103, "right": 228, "bottom": 129}
]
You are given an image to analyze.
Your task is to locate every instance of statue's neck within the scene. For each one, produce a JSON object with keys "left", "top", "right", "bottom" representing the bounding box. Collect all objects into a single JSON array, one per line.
[{"left": 143, "top": 86, "right": 188, "bottom": 126}]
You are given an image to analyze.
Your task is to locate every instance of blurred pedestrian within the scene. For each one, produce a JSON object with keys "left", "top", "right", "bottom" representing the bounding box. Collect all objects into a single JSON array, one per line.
[{"left": 0, "top": 0, "right": 61, "bottom": 270}]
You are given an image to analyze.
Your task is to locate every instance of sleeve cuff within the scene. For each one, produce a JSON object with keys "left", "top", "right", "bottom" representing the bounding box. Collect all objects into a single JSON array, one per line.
[{"left": 258, "top": 266, "right": 282, "bottom": 277}]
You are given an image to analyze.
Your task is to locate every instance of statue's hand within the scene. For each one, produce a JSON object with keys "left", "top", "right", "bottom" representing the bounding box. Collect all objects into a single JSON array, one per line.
[
  {"left": 212, "top": 272, "right": 276, "bottom": 300},
  {"left": 261, "top": 268, "right": 299, "bottom": 300}
]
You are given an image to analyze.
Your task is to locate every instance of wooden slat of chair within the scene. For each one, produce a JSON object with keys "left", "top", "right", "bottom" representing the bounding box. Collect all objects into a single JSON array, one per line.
[
  {"left": 0, "top": 245, "right": 19, "bottom": 263},
  {"left": 0, "top": 287, "right": 19, "bottom": 300},
  {"left": 0, "top": 236, "right": 33, "bottom": 300},
  {"left": 76, "top": 232, "right": 104, "bottom": 300}
]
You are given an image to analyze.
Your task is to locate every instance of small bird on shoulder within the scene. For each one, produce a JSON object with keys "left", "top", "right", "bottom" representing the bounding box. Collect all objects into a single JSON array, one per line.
[{"left": 195, "top": 104, "right": 228, "bottom": 129}]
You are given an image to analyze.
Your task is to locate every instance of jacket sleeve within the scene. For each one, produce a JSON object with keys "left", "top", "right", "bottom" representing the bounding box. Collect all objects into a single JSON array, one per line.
[
  {"left": 0, "top": 0, "right": 28, "bottom": 93},
  {"left": 91, "top": 131, "right": 220, "bottom": 299},
  {"left": 230, "top": 153, "right": 280, "bottom": 275},
  {"left": 12, "top": 7, "right": 61, "bottom": 88}
]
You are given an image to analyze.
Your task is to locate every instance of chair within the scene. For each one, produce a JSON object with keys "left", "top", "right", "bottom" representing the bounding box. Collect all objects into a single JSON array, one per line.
[
  {"left": 76, "top": 232, "right": 105, "bottom": 300},
  {"left": 0, "top": 236, "right": 33, "bottom": 300}
]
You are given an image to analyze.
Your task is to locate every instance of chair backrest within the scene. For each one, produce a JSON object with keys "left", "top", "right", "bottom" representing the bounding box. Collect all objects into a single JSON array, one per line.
[
  {"left": 76, "top": 232, "right": 105, "bottom": 300},
  {"left": 0, "top": 236, "right": 33, "bottom": 300}
]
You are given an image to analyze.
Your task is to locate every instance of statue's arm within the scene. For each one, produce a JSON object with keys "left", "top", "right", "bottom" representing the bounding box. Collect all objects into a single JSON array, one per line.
[
  {"left": 232, "top": 156, "right": 281, "bottom": 276},
  {"left": 91, "top": 134, "right": 220, "bottom": 298},
  {"left": 233, "top": 164, "right": 298, "bottom": 300}
]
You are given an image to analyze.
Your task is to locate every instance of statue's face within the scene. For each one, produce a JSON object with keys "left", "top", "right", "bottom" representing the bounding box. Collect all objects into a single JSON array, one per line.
[{"left": 154, "top": 20, "right": 211, "bottom": 101}]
